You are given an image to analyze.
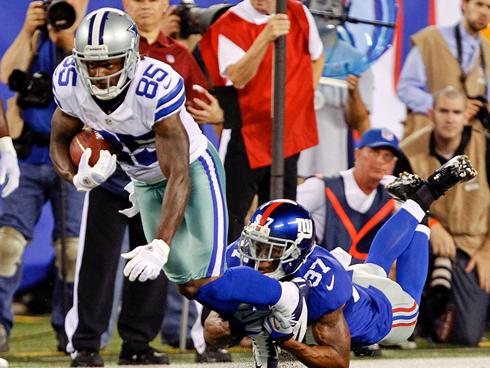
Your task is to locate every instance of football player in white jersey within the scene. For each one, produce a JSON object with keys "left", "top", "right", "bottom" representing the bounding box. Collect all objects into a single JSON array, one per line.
[{"left": 50, "top": 7, "right": 310, "bottom": 346}]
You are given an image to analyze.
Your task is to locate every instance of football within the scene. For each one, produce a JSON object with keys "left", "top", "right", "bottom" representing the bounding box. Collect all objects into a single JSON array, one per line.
[{"left": 70, "top": 129, "right": 115, "bottom": 166}]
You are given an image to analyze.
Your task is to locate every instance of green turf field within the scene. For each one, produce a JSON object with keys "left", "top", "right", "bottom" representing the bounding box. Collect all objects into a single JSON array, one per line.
[{"left": 1, "top": 315, "right": 490, "bottom": 368}]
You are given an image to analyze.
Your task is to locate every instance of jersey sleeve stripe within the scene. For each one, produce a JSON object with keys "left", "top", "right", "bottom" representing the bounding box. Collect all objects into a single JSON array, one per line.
[
  {"left": 154, "top": 92, "right": 186, "bottom": 121},
  {"left": 156, "top": 78, "right": 184, "bottom": 108}
]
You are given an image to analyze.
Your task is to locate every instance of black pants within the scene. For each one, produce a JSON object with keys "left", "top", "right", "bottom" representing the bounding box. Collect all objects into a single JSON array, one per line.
[
  {"left": 419, "top": 249, "right": 489, "bottom": 345},
  {"left": 69, "top": 186, "right": 168, "bottom": 352},
  {"left": 224, "top": 130, "right": 299, "bottom": 243}
]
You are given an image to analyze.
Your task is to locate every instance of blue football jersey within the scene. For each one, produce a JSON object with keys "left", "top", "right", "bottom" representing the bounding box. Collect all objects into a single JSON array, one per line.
[{"left": 225, "top": 243, "right": 393, "bottom": 346}]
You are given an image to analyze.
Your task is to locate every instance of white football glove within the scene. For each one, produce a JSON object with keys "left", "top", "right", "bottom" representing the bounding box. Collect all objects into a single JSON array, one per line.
[
  {"left": 73, "top": 148, "right": 117, "bottom": 192},
  {"left": 0, "top": 136, "right": 20, "bottom": 197},
  {"left": 264, "top": 309, "right": 293, "bottom": 343},
  {"left": 121, "top": 239, "right": 170, "bottom": 282},
  {"left": 118, "top": 181, "right": 139, "bottom": 218}
]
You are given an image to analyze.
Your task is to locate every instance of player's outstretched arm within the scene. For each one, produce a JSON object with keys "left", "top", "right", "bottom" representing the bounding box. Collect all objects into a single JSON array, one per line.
[
  {"left": 154, "top": 113, "right": 191, "bottom": 245},
  {"left": 50, "top": 107, "right": 84, "bottom": 182},
  {"left": 281, "top": 309, "right": 350, "bottom": 368}
]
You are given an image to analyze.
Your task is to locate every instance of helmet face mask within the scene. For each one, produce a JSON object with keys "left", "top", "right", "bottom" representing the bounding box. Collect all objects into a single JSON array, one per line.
[
  {"left": 73, "top": 8, "right": 140, "bottom": 100},
  {"left": 238, "top": 200, "right": 315, "bottom": 280}
]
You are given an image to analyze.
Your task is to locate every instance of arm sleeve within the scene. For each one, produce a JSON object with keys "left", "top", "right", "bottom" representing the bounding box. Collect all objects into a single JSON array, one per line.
[
  {"left": 303, "top": 5, "right": 323, "bottom": 60},
  {"left": 218, "top": 34, "right": 246, "bottom": 82},
  {"left": 397, "top": 47, "right": 433, "bottom": 114},
  {"left": 358, "top": 69, "right": 374, "bottom": 113},
  {"left": 52, "top": 63, "right": 78, "bottom": 117},
  {"left": 297, "top": 177, "right": 326, "bottom": 243}
]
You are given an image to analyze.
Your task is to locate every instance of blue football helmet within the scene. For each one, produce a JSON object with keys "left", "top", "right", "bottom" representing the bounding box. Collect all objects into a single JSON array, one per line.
[{"left": 238, "top": 199, "right": 315, "bottom": 279}]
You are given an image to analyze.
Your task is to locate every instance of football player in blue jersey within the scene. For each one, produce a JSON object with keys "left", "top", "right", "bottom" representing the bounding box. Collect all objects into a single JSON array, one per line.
[{"left": 204, "top": 155, "right": 477, "bottom": 368}]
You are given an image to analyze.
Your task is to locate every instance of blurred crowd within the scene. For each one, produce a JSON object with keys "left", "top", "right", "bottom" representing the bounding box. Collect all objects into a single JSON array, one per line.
[{"left": 0, "top": 0, "right": 489, "bottom": 366}]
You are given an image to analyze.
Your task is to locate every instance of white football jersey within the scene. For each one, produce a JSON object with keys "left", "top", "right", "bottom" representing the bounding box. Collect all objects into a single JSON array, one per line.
[{"left": 53, "top": 56, "right": 208, "bottom": 184}]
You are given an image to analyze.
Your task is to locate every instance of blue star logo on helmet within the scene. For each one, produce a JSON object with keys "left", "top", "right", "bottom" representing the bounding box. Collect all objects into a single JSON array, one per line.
[{"left": 128, "top": 23, "right": 138, "bottom": 36}]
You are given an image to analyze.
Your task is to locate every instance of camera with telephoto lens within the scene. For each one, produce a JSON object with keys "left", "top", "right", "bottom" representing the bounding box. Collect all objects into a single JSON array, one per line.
[
  {"left": 173, "top": 0, "right": 231, "bottom": 38},
  {"left": 470, "top": 95, "right": 490, "bottom": 130},
  {"left": 42, "top": 0, "right": 76, "bottom": 31},
  {"left": 8, "top": 69, "right": 53, "bottom": 109}
]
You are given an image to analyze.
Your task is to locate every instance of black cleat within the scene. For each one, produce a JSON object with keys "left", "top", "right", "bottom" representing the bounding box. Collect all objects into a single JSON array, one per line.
[
  {"left": 426, "top": 155, "right": 477, "bottom": 197},
  {"left": 70, "top": 350, "right": 104, "bottom": 367},
  {"left": 385, "top": 172, "right": 425, "bottom": 201},
  {"left": 195, "top": 346, "right": 233, "bottom": 363},
  {"left": 352, "top": 343, "right": 382, "bottom": 357},
  {"left": 118, "top": 346, "right": 170, "bottom": 365}
]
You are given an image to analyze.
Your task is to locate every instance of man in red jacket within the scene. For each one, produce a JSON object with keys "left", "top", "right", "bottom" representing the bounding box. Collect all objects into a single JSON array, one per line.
[{"left": 201, "top": 0, "right": 325, "bottom": 242}]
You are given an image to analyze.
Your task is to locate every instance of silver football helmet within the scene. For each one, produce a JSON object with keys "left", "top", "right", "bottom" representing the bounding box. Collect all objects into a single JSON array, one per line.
[{"left": 73, "top": 8, "right": 140, "bottom": 100}]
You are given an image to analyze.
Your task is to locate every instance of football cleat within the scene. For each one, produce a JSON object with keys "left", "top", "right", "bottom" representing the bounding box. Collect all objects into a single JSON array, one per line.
[
  {"left": 70, "top": 350, "right": 104, "bottom": 367},
  {"left": 195, "top": 346, "right": 232, "bottom": 363},
  {"left": 118, "top": 346, "right": 169, "bottom": 365},
  {"left": 352, "top": 343, "right": 382, "bottom": 357},
  {"left": 251, "top": 334, "right": 280, "bottom": 368},
  {"left": 385, "top": 172, "right": 425, "bottom": 201},
  {"left": 426, "top": 155, "right": 477, "bottom": 197}
]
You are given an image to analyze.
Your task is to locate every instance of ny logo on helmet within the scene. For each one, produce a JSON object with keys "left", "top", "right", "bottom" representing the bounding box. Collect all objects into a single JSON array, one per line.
[{"left": 297, "top": 218, "right": 313, "bottom": 239}]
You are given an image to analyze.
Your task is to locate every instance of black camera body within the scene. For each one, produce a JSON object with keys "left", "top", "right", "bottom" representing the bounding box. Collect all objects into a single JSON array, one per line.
[
  {"left": 470, "top": 95, "right": 490, "bottom": 130},
  {"left": 8, "top": 69, "right": 53, "bottom": 109},
  {"left": 174, "top": 0, "right": 231, "bottom": 38},
  {"left": 42, "top": 0, "right": 76, "bottom": 30}
]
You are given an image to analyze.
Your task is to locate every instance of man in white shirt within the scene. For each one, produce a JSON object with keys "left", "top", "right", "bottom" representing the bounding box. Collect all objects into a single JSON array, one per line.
[{"left": 297, "top": 128, "right": 399, "bottom": 263}]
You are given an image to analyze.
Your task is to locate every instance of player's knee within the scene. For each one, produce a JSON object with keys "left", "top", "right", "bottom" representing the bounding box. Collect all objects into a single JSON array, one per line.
[
  {"left": 0, "top": 226, "right": 27, "bottom": 277},
  {"left": 177, "top": 280, "right": 202, "bottom": 299},
  {"left": 54, "top": 237, "right": 79, "bottom": 282}
]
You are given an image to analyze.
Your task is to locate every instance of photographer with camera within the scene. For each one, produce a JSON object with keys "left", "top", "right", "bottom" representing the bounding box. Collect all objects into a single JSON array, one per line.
[
  {"left": 0, "top": 0, "right": 87, "bottom": 352},
  {"left": 398, "top": 0, "right": 490, "bottom": 138},
  {"left": 394, "top": 86, "right": 490, "bottom": 346}
]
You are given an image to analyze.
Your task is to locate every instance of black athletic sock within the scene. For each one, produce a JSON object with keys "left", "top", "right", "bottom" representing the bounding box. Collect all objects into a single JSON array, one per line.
[{"left": 410, "top": 184, "right": 437, "bottom": 212}]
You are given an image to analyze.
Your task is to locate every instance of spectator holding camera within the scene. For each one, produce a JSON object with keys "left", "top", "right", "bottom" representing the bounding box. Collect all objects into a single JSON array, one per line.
[
  {"left": 398, "top": 0, "right": 490, "bottom": 138},
  {"left": 0, "top": 0, "right": 87, "bottom": 352},
  {"left": 396, "top": 86, "right": 490, "bottom": 345}
]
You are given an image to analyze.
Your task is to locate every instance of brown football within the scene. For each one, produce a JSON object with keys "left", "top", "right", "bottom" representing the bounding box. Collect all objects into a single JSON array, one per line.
[{"left": 70, "top": 129, "right": 115, "bottom": 166}]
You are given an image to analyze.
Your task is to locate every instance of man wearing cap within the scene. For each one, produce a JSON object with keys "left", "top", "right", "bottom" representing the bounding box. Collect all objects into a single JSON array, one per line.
[
  {"left": 297, "top": 127, "right": 400, "bottom": 264},
  {"left": 395, "top": 86, "right": 490, "bottom": 346}
]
